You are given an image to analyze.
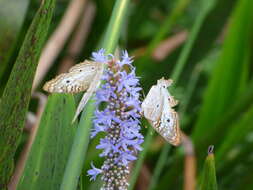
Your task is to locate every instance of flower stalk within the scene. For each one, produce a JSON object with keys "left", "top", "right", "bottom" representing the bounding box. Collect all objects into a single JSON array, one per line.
[{"left": 88, "top": 50, "right": 143, "bottom": 190}]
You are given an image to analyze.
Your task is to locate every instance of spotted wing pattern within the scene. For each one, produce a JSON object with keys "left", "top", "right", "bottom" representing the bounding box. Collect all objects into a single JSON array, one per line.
[{"left": 43, "top": 60, "right": 101, "bottom": 93}]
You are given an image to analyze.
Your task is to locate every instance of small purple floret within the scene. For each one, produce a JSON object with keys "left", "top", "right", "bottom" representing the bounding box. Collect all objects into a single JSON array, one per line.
[
  {"left": 91, "top": 49, "right": 108, "bottom": 63},
  {"left": 87, "top": 163, "right": 103, "bottom": 181}
]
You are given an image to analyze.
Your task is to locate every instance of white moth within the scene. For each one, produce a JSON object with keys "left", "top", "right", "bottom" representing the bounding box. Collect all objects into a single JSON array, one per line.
[
  {"left": 141, "top": 77, "right": 181, "bottom": 146},
  {"left": 43, "top": 60, "right": 104, "bottom": 122}
]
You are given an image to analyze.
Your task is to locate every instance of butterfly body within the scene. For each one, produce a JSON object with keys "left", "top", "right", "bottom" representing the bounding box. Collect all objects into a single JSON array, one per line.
[{"left": 141, "top": 78, "right": 181, "bottom": 146}]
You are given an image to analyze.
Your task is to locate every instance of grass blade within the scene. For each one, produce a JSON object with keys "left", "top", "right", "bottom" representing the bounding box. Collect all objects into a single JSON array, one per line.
[
  {"left": 200, "top": 146, "right": 218, "bottom": 190},
  {"left": 17, "top": 94, "right": 76, "bottom": 190},
  {"left": 0, "top": 0, "right": 55, "bottom": 187}
]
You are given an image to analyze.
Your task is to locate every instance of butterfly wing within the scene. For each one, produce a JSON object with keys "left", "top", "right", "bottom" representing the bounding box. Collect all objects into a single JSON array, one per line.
[
  {"left": 43, "top": 60, "right": 100, "bottom": 93},
  {"left": 158, "top": 88, "right": 181, "bottom": 146},
  {"left": 168, "top": 96, "right": 178, "bottom": 107},
  {"left": 72, "top": 62, "right": 104, "bottom": 122},
  {"left": 159, "top": 109, "right": 181, "bottom": 146},
  {"left": 157, "top": 78, "right": 178, "bottom": 107},
  {"left": 141, "top": 85, "right": 163, "bottom": 122}
]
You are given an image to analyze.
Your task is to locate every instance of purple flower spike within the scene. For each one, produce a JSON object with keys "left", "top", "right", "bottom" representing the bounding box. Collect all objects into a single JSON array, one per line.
[{"left": 87, "top": 49, "right": 143, "bottom": 190}]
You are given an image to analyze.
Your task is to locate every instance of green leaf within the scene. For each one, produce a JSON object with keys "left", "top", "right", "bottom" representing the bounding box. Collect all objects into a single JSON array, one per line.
[
  {"left": 200, "top": 146, "right": 218, "bottom": 190},
  {"left": 17, "top": 94, "right": 76, "bottom": 190},
  {"left": 60, "top": 100, "right": 94, "bottom": 190},
  {"left": 0, "top": 0, "right": 55, "bottom": 187}
]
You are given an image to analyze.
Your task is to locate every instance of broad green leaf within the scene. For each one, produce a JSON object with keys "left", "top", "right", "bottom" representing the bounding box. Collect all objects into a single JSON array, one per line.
[
  {"left": 192, "top": 0, "right": 253, "bottom": 154},
  {"left": 200, "top": 146, "right": 218, "bottom": 190},
  {"left": 0, "top": 0, "right": 55, "bottom": 187},
  {"left": 17, "top": 94, "right": 76, "bottom": 190},
  {"left": 0, "top": 0, "right": 29, "bottom": 79},
  {"left": 60, "top": 100, "right": 93, "bottom": 190}
]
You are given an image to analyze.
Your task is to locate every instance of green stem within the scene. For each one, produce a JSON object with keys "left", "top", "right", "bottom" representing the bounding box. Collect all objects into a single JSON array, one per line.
[
  {"left": 102, "top": 0, "right": 129, "bottom": 53},
  {"left": 59, "top": 0, "right": 130, "bottom": 189}
]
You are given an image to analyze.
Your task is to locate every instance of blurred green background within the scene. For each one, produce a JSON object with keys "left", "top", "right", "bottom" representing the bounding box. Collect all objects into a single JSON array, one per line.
[{"left": 0, "top": 0, "right": 253, "bottom": 189}]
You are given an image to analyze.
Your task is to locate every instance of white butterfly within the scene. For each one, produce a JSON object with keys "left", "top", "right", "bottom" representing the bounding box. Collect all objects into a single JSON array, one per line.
[
  {"left": 43, "top": 60, "right": 104, "bottom": 122},
  {"left": 141, "top": 77, "right": 181, "bottom": 146}
]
